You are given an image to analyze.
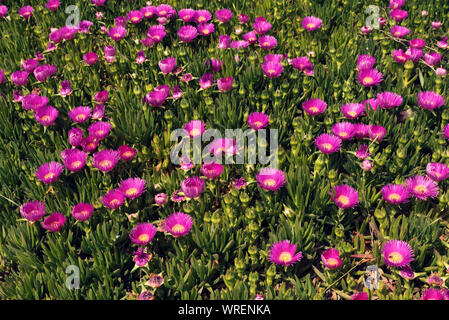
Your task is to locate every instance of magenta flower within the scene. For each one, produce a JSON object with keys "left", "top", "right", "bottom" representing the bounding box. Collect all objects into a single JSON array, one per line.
[
  {"left": 431, "top": 21, "right": 442, "bottom": 29},
  {"left": 421, "top": 288, "right": 445, "bottom": 300},
  {"left": 102, "top": 189, "right": 125, "bottom": 210},
  {"left": 181, "top": 176, "right": 205, "bottom": 199},
  {"left": 400, "top": 266, "right": 415, "bottom": 280},
  {"left": 201, "top": 162, "right": 224, "bottom": 179},
  {"left": 341, "top": 103, "right": 365, "bottom": 119},
  {"left": 234, "top": 177, "right": 247, "bottom": 189},
  {"left": 209, "top": 138, "right": 236, "bottom": 155},
  {"left": 35, "top": 162, "right": 64, "bottom": 184},
  {"left": 351, "top": 292, "right": 368, "bottom": 300},
  {"left": 87, "top": 121, "right": 111, "bottom": 141},
  {"left": 127, "top": 10, "right": 143, "bottom": 24},
  {"left": 390, "top": 25, "right": 410, "bottom": 38},
  {"left": 363, "top": 99, "right": 379, "bottom": 112},
  {"left": 218, "top": 35, "right": 231, "bottom": 49},
  {"left": 93, "top": 90, "right": 108, "bottom": 104},
  {"left": 108, "top": 26, "right": 127, "bottom": 41},
  {"left": 60, "top": 80, "right": 72, "bottom": 97},
  {"left": 253, "top": 19, "right": 272, "bottom": 34},
  {"left": 0, "top": 5, "right": 8, "bottom": 18},
  {"left": 426, "top": 162, "right": 449, "bottom": 182},
  {"left": 261, "top": 61, "right": 283, "bottom": 78},
  {"left": 409, "top": 38, "right": 425, "bottom": 49},
  {"left": 247, "top": 112, "right": 269, "bottom": 130},
  {"left": 256, "top": 168, "right": 286, "bottom": 191},
  {"left": 302, "top": 98, "right": 327, "bottom": 116},
  {"left": 0, "top": 69, "right": 4, "bottom": 84},
  {"left": 119, "top": 178, "right": 146, "bottom": 200},
  {"left": 195, "top": 9, "right": 211, "bottom": 23},
  {"left": 424, "top": 52, "right": 442, "bottom": 66},
  {"left": 331, "top": 122, "right": 355, "bottom": 140},
  {"left": 178, "top": 9, "right": 196, "bottom": 22},
  {"left": 92, "top": 149, "right": 120, "bottom": 173},
  {"left": 242, "top": 31, "right": 257, "bottom": 44},
  {"left": 144, "top": 85, "right": 170, "bottom": 107},
  {"left": 34, "top": 105, "right": 58, "bottom": 126},
  {"left": 321, "top": 248, "right": 342, "bottom": 269},
  {"left": 18, "top": 6, "right": 34, "bottom": 19},
  {"left": 239, "top": 14, "right": 249, "bottom": 24},
  {"left": 199, "top": 73, "right": 213, "bottom": 89},
  {"left": 197, "top": 23, "right": 214, "bottom": 36},
  {"left": 104, "top": 45, "right": 116, "bottom": 62},
  {"left": 302, "top": 16, "right": 322, "bottom": 31},
  {"left": 20, "top": 201, "right": 46, "bottom": 222},
  {"left": 360, "top": 26, "right": 372, "bottom": 35},
  {"left": 353, "top": 123, "right": 370, "bottom": 139},
  {"left": 390, "top": 9, "right": 408, "bottom": 22},
  {"left": 444, "top": 124, "right": 449, "bottom": 140},
  {"left": 358, "top": 69, "right": 383, "bottom": 87},
  {"left": 69, "top": 106, "right": 91, "bottom": 123},
  {"left": 331, "top": 185, "right": 359, "bottom": 209},
  {"left": 154, "top": 193, "right": 167, "bottom": 205},
  {"left": 368, "top": 125, "right": 386, "bottom": 142},
  {"left": 207, "top": 59, "right": 223, "bottom": 72},
  {"left": 376, "top": 91, "right": 403, "bottom": 109},
  {"left": 217, "top": 77, "right": 233, "bottom": 92},
  {"left": 133, "top": 247, "right": 150, "bottom": 267},
  {"left": 215, "top": 9, "right": 232, "bottom": 23},
  {"left": 417, "top": 91, "right": 445, "bottom": 110},
  {"left": 140, "top": 6, "right": 156, "bottom": 19},
  {"left": 164, "top": 212, "right": 193, "bottom": 238},
  {"left": 381, "top": 184, "right": 410, "bottom": 204},
  {"left": 42, "top": 212, "right": 66, "bottom": 232},
  {"left": 356, "top": 54, "right": 376, "bottom": 71},
  {"left": 177, "top": 25, "right": 198, "bottom": 42},
  {"left": 437, "top": 37, "right": 448, "bottom": 49},
  {"left": 22, "top": 94, "right": 49, "bottom": 111},
  {"left": 405, "top": 175, "right": 439, "bottom": 200},
  {"left": 405, "top": 47, "right": 423, "bottom": 62},
  {"left": 392, "top": 49, "right": 409, "bottom": 63},
  {"left": 382, "top": 240, "right": 414, "bottom": 267},
  {"left": 91, "top": 0, "right": 106, "bottom": 5},
  {"left": 269, "top": 240, "right": 303, "bottom": 266},
  {"left": 159, "top": 57, "right": 176, "bottom": 74},
  {"left": 81, "top": 137, "right": 98, "bottom": 153},
  {"left": 62, "top": 149, "right": 87, "bottom": 172},
  {"left": 34, "top": 65, "right": 57, "bottom": 82},
  {"left": 83, "top": 52, "right": 98, "bottom": 65},
  {"left": 184, "top": 120, "right": 206, "bottom": 138},
  {"left": 72, "top": 203, "right": 93, "bottom": 221},
  {"left": 258, "top": 35, "right": 277, "bottom": 50},
  {"left": 130, "top": 223, "right": 157, "bottom": 245},
  {"left": 68, "top": 127, "right": 83, "bottom": 147},
  {"left": 355, "top": 144, "right": 370, "bottom": 159},
  {"left": 315, "top": 133, "right": 342, "bottom": 154},
  {"left": 11, "top": 71, "right": 28, "bottom": 86},
  {"left": 230, "top": 40, "right": 249, "bottom": 50},
  {"left": 118, "top": 145, "right": 136, "bottom": 161},
  {"left": 92, "top": 106, "right": 105, "bottom": 119},
  {"left": 22, "top": 59, "right": 38, "bottom": 73}
]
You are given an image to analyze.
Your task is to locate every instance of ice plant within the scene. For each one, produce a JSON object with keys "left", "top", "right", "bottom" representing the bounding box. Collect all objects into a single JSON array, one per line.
[
  {"left": 22, "top": 94, "right": 49, "bottom": 111},
  {"left": 72, "top": 203, "right": 94, "bottom": 221},
  {"left": 34, "top": 106, "right": 58, "bottom": 126},
  {"left": 423, "top": 52, "right": 442, "bottom": 66},
  {"left": 181, "top": 176, "right": 205, "bottom": 199},
  {"left": 331, "top": 122, "right": 355, "bottom": 140},
  {"left": 92, "top": 149, "right": 120, "bottom": 173},
  {"left": 88, "top": 121, "right": 111, "bottom": 140},
  {"left": 42, "top": 212, "right": 66, "bottom": 232},
  {"left": 302, "top": 98, "right": 327, "bottom": 116},
  {"left": 268, "top": 240, "right": 303, "bottom": 266},
  {"left": 321, "top": 248, "right": 342, "bottom": 269},
  {"left": 417, "top": 91, "right": 445, "bottom": 110},
  {"left": 358, "top": 69, "right": 383, "bottom": 87},
  {"left": 258, "top": 35, "right": 277, "bottom": 50},
  {"left": 421, "top": 288, "right": 445, "bottom": 300},
  {"left": 154, "top": 193, "right": 167, "bottom": 205},
  {"left": 261, "top": 61, "right": 283, "bottom": 78},
  {"left": 390, "top": 25, "right": 410, "bottom": 38},
  {"left": 247, "top": 112, "right": 269, "bottom": 130},
  {"left": 62, "top": 149, "right": 87, "bottom": 172},
  {"left": 331, "top": 185, "right": 359, "bottom": 209},
  {"left": 11, "top": 71, "right": 28, "bottom": 86},
  {"left": 382, "top": 240, "right": 415, "bottom": 267},
  {"left": 69, "top": 106, "right": 91, "bottom": 123},
  {"left": 376, "top": 92, "right": 403, "bottom": 109},
  {"left": 234, "top": 177, "right": 247, "bottom": 189},
  {"left": 209, "top": 138, "right": 237, "bottom": 156},
  {"left": 341, "top": 103, "right": 365, "bottom": 119},
  {"left": 102, "top": 189, "right": 125, "bottom": 210},
  {"left": 405, "top": 175, "right": 439, "bottom": 200},
  {"left": 392, "top": 49, "right": 409, "bottom": 63},
  {"left": 315, "top": 133, "right": 342, "bottom": 154},
  {"left": 184, "top": 120, "right": 206, "bottom": 138},
  {"left": 119, "top": 178, "right": 146, "bottom": 200},
  {"left": 381, "top": 184, "right": 410, "bottom": 205},
  {"left": 355, "top": 145, "right": 370, "bottom": 159},
  {"left": 253, "top": 19, "right": 272, "bottom": 34},
  {"left": 215, "top": 9, "right": 232, "bottom": 23},
  {"left": 356, "top": 54, "right": 376, "bottom": 71},
  {"left": 108, "top": 26, "right": 127, "bottom": 41},
  {"left": 83, "top": 52, "right": 98, "bottom": 65},
  {"left": 351, "top": 292, "right": 368, "bottom": 300},
  {"left": 444, "top": 124, "right": 449, "bottom": 140},
  {"left": 35, "top": 162, "right": 64, "bottom": 184},
  {"left": 197, "top": 23, "right": 214, "bottom": 36},
  {"left": 159, "top": 57, "right": 176, "bottom": 74},
  {"left": 133, "top": 247, "right": 150, "bottom": 267},
  {"left": 164, "top": 212, "right": 193, "bottom": 238},
  {"left": 217, "top": 77, "right": 233, "bottom": 92},
  {"left": 68, "top": 128, "right": 83, "bottom": 147},
  {"left": 129, "top": 223, "right": 157, "bottom": 245},
  {"left": 18, "top": 6, "right": 34, "bottom": 19},
  {"left": 426, "top": 162, "right": 449, "bottom": 182},
  {"left": 368, "top": 125, "right": 387, "bottom": 142},
  {"left": 20, "top": 201, "right": 46, "bottom": 222},
  {"left": 256, "top": 168, "right": 286, "bottom": 191},
  {"left": 302, "top": 16, "right": 322, "bottom": 31},
  {"left": 200, "top": 162, "right": 224, "bottom": 179}
]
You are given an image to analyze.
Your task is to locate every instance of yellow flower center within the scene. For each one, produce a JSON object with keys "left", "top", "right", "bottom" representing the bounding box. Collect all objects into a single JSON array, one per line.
[
  {"left": 99, "top": 160, "right": 112, "bottom": 168},
  {"left": 190, "top": 129, "right": 201, "bottom": 136},
  {"left": 264, "top": 179, "right": 277, "bottom": 187},
  {"left": 309, "top": 106, "right": 319, "bottom": 113},
  {"left": 71, "top": 160, "right": 82, "bottom": 169},
  {"left": 110, "top": 199, "right": 120, "bottom": 205},
  {"left": 321, "top": 143, "right": 333, "bottom": 151},
  {"left": 339, "top": 132, "right": 348, "bottom": 137},
  {"left": 172, "top": 224, "right": 185, "bottom": 233},
  {"left": 126, "top": 188, "right": 138, "bottom": 196},
  {"left": 347, "top": 111, "right": 357, "bottom": 117},
  {"left": 131, "top": 17, "right": 139, "bottom": 22},
  {"left": 414, "top": 185, "right": 427, "bottom": 194},
  {"left": 95, "top": 130, "right": 104, "bottom": 136},
  {"left": 138, "top": 234, "right": 150, "bottom": 242},
  {"left": 44, "top": 172, "right": 55, "bottom": 180},
  {"left": 363, "top": 77, "right": 374, "bottom": 85},
  {"left": 306, "top": 23, "right": 316, "bottom": 29},
  {"left": 76, "top": 114, "right": 86, "bottom": 121},
  {"left": 202, "top": 29, "right": 210, "bottom": 34},
  {"left": 388, "top": 193, "right": 401, "bottom": 201},
  {"left": 337, "top": 195, "right": 349, "bottom": 205},
  {"left": 388, "top": 251, "right": 403, "bottom": 263},
  {"left": 198, "top": 16, "right": 205, "bottom": 22},
  {"left": 50, "top": 221, "right": 59, "bottom": 228},
  {"left": 326, "top": 258, "right": 339, "bottom": 267},
  {"left": 122, "top": 151, "right": 133, "bottom": 158},
  {"left": 113, "top": 33, "right": 121, "bottom": 38},
  {"left": 279, "top": 252, "right": 292, "bottom": 263},
  {"left": 41, "top": 115, "right": 50, "bottom": 122},
  {"left": 253, "top": 121, "right": 263, "bottom": 127}
]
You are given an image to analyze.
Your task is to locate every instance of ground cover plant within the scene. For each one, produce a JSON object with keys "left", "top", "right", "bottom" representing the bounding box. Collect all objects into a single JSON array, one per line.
[{"left": 0, "top": 0, "right": 449, "bottom": 300}]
